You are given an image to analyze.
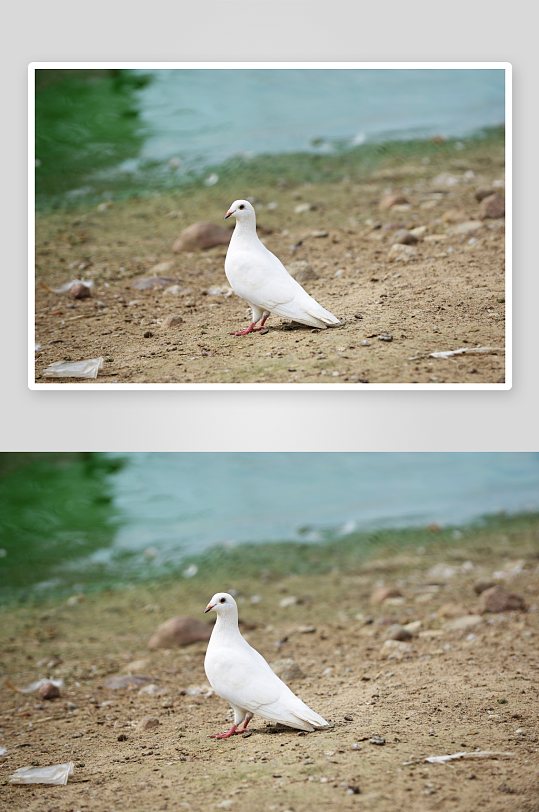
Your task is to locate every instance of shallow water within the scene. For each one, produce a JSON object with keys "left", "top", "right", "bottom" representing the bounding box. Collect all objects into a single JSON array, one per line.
[
  {"left": 34, "top": 67, "right": 505, "bottom": 200},
  {"left": 1, "top": 453, "right": 536, "bottom": 595}
]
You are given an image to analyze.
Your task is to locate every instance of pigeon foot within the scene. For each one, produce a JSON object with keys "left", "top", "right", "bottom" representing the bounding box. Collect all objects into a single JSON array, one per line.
[
  {"left": 210, "top": 712, "right": 253, "bottom": 739},
  {"left": 230, "top": 316, "right": 268, "bottom": 336},
  {"left": 210, "top": 724, "right": 240, "bottom": 739}
]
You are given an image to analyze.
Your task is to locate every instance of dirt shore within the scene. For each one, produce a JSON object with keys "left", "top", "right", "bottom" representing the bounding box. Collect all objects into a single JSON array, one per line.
[
  {"left": 34, "top": 141, "right": 506, "bottom": 385},
  {"left": 1, "top": 519, "right": 537, "bottom": 811}
]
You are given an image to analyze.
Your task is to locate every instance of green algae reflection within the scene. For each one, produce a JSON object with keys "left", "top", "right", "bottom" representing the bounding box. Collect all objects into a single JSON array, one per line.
[
  {"left": 35, "top": 69, "right": 150, "bottom": 202},
  {"left": 0, "top": 453, "right": 125, "bottom": 596}
]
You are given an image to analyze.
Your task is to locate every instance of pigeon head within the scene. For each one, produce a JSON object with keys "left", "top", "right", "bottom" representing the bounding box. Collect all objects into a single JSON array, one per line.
[
  {"left": 204, "top": 592, "right": 237, "bottom": 615},
  {"left": 224, "top": 200, "right": 255, "bottom": 221}
]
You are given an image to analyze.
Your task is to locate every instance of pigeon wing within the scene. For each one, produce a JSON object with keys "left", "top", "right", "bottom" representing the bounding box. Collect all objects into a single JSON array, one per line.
[
  {"left": 206, "top": 643, "right": 282, "bottom": 711},
  {"left": 206, "top": 642, "right": 329, "bottom": 730},
  {"left": 226, "top": 249, "right": 339, "bottom": 327}
]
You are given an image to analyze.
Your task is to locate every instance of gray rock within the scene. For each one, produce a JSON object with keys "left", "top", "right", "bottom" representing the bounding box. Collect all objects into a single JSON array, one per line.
[
  {"left": 451, "top": 220, "right": 483, "bottom": 235},
  {"left": 388, "top": 243, "right": 417, "bottom": 261},
  {"left": 379, "top": 639, "right": 412, "bottom": 660},
  {"left": 131, "top": 277, "right": 179, "bottom": 290},
  {"left": 104, "top": 675, "right": 152, "bottom": 690},
  {"left": 444, "top": 614, "right": 482, "bottom": 631},
  {"left": 285, "top": 261, "right": 318, "bottom": 284},
  {"left": 270, "top": 658, "right": 305, "bottom": 682}
]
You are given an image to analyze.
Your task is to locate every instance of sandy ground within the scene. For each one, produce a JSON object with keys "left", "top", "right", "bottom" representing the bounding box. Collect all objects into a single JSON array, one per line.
[
  {"left": 1, "top": 521, "right": 537, "bottom": 812},
  {"left": 34, "top": 147, "right": 506, "bottom": 385}
]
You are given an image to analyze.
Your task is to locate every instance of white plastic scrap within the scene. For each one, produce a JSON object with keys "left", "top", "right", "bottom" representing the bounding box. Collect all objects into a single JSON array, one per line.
[
  {"left": 410, "top": 347, "right": 505, "bottom": 361},
  {"left": 425, "top": 751, "right": 514, "bottom": 764},
  {"left": 42, "top": 358, "right": 104, "bottom": 379},
  {"left": 9, "top": 762, "right": 74, "bottom": 785}
]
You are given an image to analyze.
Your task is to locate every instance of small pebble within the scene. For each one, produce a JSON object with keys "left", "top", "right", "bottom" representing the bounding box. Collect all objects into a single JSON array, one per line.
[
  {"left": 38, "top": 682, "right": 61, "bottom": 700},
  {"left": 136, "top": 716, "right": 160, "bottom": 732}
]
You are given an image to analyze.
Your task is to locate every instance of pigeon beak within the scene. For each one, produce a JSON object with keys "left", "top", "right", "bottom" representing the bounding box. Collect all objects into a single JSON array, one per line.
[
  {"left": 224, "top": 209, "right": 234, "bottom": 220},
  {"left": 204, "top": 602, "right": 215, "bottom": 614}
]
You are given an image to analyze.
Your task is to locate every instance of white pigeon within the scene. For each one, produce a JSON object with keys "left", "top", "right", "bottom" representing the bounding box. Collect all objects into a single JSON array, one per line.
[
  {"left": 223, "top": 200, "right": 341, "bottom": 335},
  {"left": 204, "top": 592, "right": 330, "bottom": 738}
]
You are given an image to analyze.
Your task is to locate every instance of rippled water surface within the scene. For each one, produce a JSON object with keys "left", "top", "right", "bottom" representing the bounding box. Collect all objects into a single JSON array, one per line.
[
  {"left": 35, "top": 68, "right": 505, "bottom": 199},
  {"left": 1, "top": 453, "right": 535, "bottom": 594}
]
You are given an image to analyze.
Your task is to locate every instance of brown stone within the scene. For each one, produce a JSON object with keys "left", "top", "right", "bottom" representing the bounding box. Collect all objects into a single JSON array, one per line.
[
  {"left": 148, "top": 616, "right": 212, "bottom": 650},
  {"left": 385, "top": 624, "right": 412, "bottom": 641},
  {"left": 441, "top": 209, "right": 469, "bottom": 224},
  {"left": 71, "top": 283, "right": 92, "bottom": 300},
  {"left": 437, "top": 602, "right": 468, "bottom": 619},
  {"left": 370, "top": 587, "right": 403, "bottom": 605},
  {"left": 172, "top": 222, "right": 232, "bottom": 252},
  {"left": 473, "top": 578, "right": 496, "bottom": 595},
  {"left": 382, "top": 222, "right": 405, "bottom": 231},
  {"left": 379, "top": 195, "right": 409, "bottom": 211},
  {"left": 479, "top": 585, "right": 526, "bottom": 613},
  {"left": 38, "top": 681, "right": 61, "bottom": 700},
  {"left": 479, "top": 193, "right": 505, "bottom": 219},
  {"left": 136, "top": 716, "right": 160, "bottom": 732},
  {"left": 474, "top": 187, "right": 496, "bottom": 202},
  {"left": 391, "top": 229, "right": 417, "bottom": 245},
  {"left": 161, "top": 315, "right": 183, "bottom": 330}
]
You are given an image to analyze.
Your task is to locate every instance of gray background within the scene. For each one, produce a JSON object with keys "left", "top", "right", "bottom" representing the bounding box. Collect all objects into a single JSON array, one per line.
[{"left": 4, "top": 1, "right": 535, "bottom": 451}]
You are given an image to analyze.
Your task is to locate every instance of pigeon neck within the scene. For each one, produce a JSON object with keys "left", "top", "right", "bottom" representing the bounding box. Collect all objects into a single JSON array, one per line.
[
  {"left": 233, "top": 215, "right": 257, "bottom": 238},
  {"left": 214, "top": 608, "right": 241, "bottom": 638}
]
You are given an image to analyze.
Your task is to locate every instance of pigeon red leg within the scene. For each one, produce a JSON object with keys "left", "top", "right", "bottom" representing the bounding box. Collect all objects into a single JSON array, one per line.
[
  {"left": 236, "top": 713, "right": 253, "bottom": 733},
  {"left": 230, "top": 322, "right": 259, "bottom": 336},
  {"left": 230, "top": 315, "right": 269, "bottom": 336},
  {"left": 210, "top": 724, "right": 240, "bottom": 739}
]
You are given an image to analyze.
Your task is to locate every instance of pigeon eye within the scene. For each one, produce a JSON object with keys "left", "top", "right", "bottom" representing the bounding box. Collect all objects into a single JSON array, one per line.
[
  {"left": 219, "top": 597, "right": 226, "bottom": 603},
  {"left": 239, "top": 204, "right": 245, "bottom": 210}
]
